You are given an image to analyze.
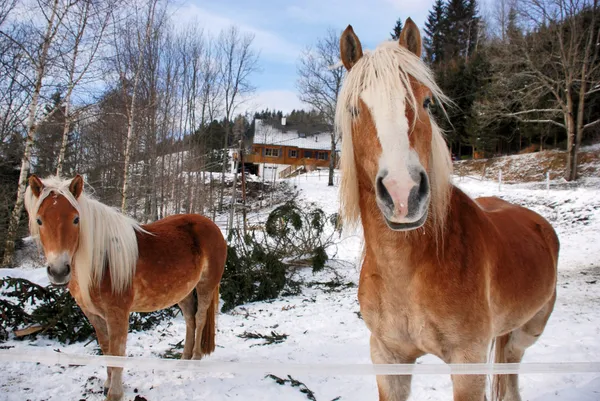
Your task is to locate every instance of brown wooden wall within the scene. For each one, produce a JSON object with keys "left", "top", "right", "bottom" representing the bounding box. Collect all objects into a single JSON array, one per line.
[{"left": 245, "top": 145, "right": 331, "bottom": 168}]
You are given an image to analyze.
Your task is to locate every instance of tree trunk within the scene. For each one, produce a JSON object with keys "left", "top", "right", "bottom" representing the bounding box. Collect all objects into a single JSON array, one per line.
[
  {"left": 209, "top": 171, "right": 215, "bottom": 220},
  {"left": 2, "top": 89, "right": 41, "bottom": 267},
  {"left": 121, "top": 0, "right": 157, "bottom": 213},
  {"left": 328, "top": 131, "right": 335, "bottom": 186},
  {"left": 121, "top": 102, "right": 136, "bottom": 212},
  {"left": 56, "top": 99, "right": 71, "bottom": 176},
  {"left": 149, "top": 106, "right": 158, "bottom": 222},
  {"left": 2, "top": 0, "right": 59, "bottom": 267},
  {"left": 218, "top": 119, "right": 230, "bottom": 212},
  {"left": 564, "top": 96, "right": 577, "bottom": 181},
  {"left": 227, "top": 142, "right": 240, "bottom": 233},
  {"left": 240, "top": 147, "right": 247, "bottom": 235},
  {"left": 573, "top": 45, "right": 590, "bottom": 182}
]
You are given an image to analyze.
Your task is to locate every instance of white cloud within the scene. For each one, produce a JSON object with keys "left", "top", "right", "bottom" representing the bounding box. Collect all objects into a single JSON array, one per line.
[
  {"left": 239, "top": 90, "right": 306, "bottom": 115},
  {"left": 171, "top": 3, "right": 301, "bottom": 63}
]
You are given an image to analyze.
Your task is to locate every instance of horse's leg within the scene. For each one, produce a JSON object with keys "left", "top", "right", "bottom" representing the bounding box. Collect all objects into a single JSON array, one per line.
[
  {"left": 370, "top": 335, "right": 421, "bottom": 401},
  {"left": 105, "top": 310, "right": 130, "bottom": 401},
  {"left": 178, "top": 291, "right": 197, "bottom": 360},
  {"left": 191, "top": 281, "right": 216, "bottom": 360},
  {"left": 496, "top": 292, "right": 556, "bottom": 401},
  {"left": 448, "top": 346, "right": 489, "bottom": 401},
  {"left": 84, "top": 311, "right": 112, "bottom": 394}
]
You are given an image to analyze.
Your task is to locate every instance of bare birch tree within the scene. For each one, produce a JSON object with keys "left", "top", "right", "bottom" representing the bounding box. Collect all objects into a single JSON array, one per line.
[
  {"left": 1, "top": 0, "right": 78, "bottom": 266},
  {"left": 296, "top": 28, "right": 345, "bottom": 186},
  {"left": 113, "top": 0, "right": 159, "bottom": 212},
  {"left": 0, "top": 30, "right": 29, "bottom": 146},
  {"left": 55, "top": 0, "right": 113, "bottom": 176},
  {"left": 216, "top": 26, "right": 258, "bottom": 212}
]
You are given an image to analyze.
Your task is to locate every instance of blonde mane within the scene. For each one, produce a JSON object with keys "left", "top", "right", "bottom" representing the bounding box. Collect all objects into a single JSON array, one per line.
[
  {"left": 24, "top": 176, "right": 143, "bottom": 308},
  {"left": 335, "top": 40, "right": 453, "bottom": 235}
]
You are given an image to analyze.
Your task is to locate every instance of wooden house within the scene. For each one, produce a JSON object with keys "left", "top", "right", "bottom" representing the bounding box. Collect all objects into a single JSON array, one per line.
[{"left": 235, "top": 118, "right": 335, "bottom": 180}]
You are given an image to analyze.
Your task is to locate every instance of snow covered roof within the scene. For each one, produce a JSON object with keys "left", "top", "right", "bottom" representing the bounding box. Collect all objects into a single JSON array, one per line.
[{"left": 252, "top": 119, "right": 331, "bottom": 151}]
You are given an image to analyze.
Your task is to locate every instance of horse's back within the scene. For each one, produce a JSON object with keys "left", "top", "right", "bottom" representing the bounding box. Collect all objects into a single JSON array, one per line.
[
  {"left": 476, "top": 196, "right": 559, "bottom": 251},
  {"left": 475, "top": 195, "right": 558, "bottom": 333},
  {"left": 139, "top": 213, "right": 226, "bottom": 266},
  {"left": 476, "top": 195, "right": 559, "bottom": 263},
  {"left": 130, "top": 214, "right": 226, "bottom": 312}
]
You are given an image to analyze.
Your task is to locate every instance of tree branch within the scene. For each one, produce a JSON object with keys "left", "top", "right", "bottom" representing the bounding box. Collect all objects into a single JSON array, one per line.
[
  {"left": 505, "top": 109, "right": 563, "bottom": 116},
  {"left": 583, "top": 119, "right": 600, "bottom": 130}
]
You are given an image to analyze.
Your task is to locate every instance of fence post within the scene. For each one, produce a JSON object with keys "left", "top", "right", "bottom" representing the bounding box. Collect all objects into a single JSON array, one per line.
[{"left": 498, "top": 169, "right": 502, "bottom": 192}]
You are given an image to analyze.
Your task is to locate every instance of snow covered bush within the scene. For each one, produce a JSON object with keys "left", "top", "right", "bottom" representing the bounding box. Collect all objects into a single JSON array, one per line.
[
  {"left": 220, "top": 200, "right": 341, "bottom": 312},
  {"left": 0, "top": 277, "right": 178, "bottom": 344}
]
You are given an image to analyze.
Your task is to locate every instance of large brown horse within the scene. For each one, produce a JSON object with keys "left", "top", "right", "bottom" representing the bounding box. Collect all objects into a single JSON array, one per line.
[
  {"left": 336, "top": 19, "right": 558, "bottom": 401},
  {"left": 24, "top": 174, "right": 226, "bottom": 401}
]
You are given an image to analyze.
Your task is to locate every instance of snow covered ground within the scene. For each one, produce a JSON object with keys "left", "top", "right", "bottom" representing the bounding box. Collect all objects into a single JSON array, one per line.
[{"left": 1, "top": 171, "right": 599, "bottom": 401}]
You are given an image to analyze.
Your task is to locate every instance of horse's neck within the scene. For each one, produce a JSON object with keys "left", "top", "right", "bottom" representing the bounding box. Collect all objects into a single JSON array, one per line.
[{"left": 357, "top": 182, "right": 460, "bottom": 278}]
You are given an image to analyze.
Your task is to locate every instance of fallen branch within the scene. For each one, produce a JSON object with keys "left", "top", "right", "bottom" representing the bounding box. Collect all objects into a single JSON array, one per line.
[
  {"left": 237, "top": 331, "right": 288, "bottom": 347},
  {"left": 14, "top": 325, "right": 44, "bottom": 337},
  {"left": 265, "top": 374, "right": 341, "bottom": 401}
]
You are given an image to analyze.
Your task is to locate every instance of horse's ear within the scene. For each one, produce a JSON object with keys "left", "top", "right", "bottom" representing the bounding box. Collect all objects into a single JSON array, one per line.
[
  {"left": 340, "top": 25, "right": 363, "bottom": 71},
  {"left": 69, "top": 174, "right": 84, "bottom": 199},
  {"left": 29, "top": 175, "right": 44, "bottom": 198},
  {"left": 399, "top": 18, "right": 422, "bottom": 58}
]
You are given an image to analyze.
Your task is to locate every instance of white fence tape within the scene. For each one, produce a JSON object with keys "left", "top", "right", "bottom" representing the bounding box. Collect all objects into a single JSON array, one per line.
[{"left": 1, "top": 349, "right": 600, "bottom": 376}]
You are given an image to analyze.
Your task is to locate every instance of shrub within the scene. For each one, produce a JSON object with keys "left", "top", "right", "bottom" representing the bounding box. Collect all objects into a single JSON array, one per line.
[
  {"left": 0, "top": 277, "right": 178, "bottom": 344},
  {"left": 220, "top": 200, "right": 340, "bottom": 312}
]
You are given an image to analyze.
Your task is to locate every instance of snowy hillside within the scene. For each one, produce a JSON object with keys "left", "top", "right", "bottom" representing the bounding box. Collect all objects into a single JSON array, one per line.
[
  {"left": 453, "top": 144, "right": 600, "bottom": 185},
  {"left": 1, "top": 171, "right": 599, "bottom": 401}
]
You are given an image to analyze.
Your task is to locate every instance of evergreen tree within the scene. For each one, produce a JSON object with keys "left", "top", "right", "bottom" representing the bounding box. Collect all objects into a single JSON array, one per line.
[
  {"left": 35, "top": 91, "right": 70, "bottom": 176},
  {"left": 390, "top": 18, "right": 403, "bottom": 40},
  {"left": 444, "top": 0, "right": 480, "bottom": 61},
  {"left": 506, "top": 6, "right": 520, "bottom": 44},
  {"left": 464, "top": 0, "right": 481, "bottom": 57},
  {"left": 423, "top": 0, "right": 447, "bottom": 64},
  {"left": 424, "top": 0, "right": 488, "bottom": 157}
]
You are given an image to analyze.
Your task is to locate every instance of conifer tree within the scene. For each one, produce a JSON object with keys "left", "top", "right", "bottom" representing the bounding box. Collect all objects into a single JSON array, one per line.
[
  {"left": 424, "top": 0, "right": 447, "bottom": 64},
  {"left": 390, "top": 18, "right": 403, "bottom": 40}
]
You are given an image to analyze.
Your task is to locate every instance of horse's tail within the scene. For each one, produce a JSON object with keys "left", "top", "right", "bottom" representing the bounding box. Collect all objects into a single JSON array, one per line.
[
  {"left": 491, "top": 333, "right": 511, "bottom": 401},
  {"left": 200, "top": 284, "right": 219, "bottom": 355}
]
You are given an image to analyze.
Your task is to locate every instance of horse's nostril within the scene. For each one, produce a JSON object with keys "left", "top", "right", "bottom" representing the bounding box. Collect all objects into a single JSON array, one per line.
[
  {"left": 65, "top": 264, "right": 71, "bottom": 275},
  {"left": 418, "top": 171, "right": 429, "bottom": 198},
  {"left": 46, "top": 265, "right": 52, "bottom": 276},
  {"left": 377, "top": 176, "right": 393, "bottom": 206}
]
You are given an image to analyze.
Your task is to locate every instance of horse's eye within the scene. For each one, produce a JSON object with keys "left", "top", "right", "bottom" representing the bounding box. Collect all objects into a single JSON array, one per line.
[
  {"left": 73, "top": 216, "right": 79, "bottom": 225},
  {"left": 423, "top": 97, "right": 432, "bottom": 109},
  {"left": 36, "top": 218, "right": 42, "bottom": 226}
]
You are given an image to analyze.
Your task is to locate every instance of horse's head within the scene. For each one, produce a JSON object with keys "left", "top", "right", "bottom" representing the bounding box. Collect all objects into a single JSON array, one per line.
[
  {"left": 26, "top": 175, "right": 84, "bottom": 286},
  {"left": 337, "top": 18, "right": 450, "bottom": 232}
]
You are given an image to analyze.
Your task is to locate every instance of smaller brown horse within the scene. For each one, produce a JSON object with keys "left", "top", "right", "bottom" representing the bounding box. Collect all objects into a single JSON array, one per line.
[{"left": 24, "top": 174, "right": 226, "bottom": 401}]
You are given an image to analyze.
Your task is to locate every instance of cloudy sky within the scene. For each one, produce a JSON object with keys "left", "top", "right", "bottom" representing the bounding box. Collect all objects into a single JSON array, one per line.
[{"left": 172, "top": 0, "right": 439, "bottom": 115}]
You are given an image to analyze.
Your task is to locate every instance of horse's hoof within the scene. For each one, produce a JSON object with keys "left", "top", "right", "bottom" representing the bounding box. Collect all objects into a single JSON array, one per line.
[
  {"left": 181, "top": 353, "right": 192, "bottom": 360},
  {"left": 105, "top": 392, "right": 123, "bottom": 401},
  {"left": 191, "top": 353, "right": 203, "bottom": 360}
]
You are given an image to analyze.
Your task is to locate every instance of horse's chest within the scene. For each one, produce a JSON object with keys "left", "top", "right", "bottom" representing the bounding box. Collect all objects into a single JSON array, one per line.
[
  {"left": 358, "top": 274, "right": 445, "bottom": 356},
  {"left": 360, "top": 291, "right": 421, "bottom": 341}
]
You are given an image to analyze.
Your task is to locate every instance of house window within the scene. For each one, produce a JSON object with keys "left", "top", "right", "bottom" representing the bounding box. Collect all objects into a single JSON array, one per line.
[
  {"left": 318, "top": 152, "right": 328, "bottom": 160},
  {"left": 304, "top": 150, "right": 313, "bottom": 158},
  {"left": 289, "top": 149, "right": 298, "bottom": 158},
  {"left": 265, "top": 148, "right": 280, "bottom": 157}
]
